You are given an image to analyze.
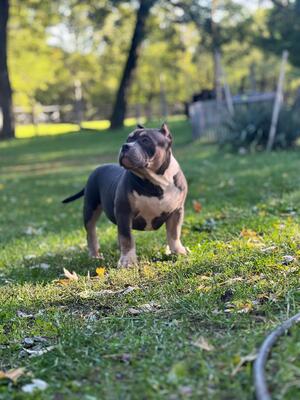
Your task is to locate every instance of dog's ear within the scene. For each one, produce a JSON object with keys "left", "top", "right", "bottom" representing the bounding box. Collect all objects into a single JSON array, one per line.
[
  {"left": 160, "top": 122, "right": 172, "bottom": 142},
  {"left": 136, "top": 124, "right": 144, "bottom": 129}
]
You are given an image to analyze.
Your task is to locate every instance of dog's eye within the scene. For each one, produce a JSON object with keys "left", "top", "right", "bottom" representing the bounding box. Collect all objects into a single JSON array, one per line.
[{"left": 140, "top": 136, "right": 150, "bottom": 144}]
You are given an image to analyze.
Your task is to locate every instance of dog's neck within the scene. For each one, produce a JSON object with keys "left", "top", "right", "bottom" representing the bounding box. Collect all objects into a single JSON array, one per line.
[{"left": 131, "top": 153, "right": 179, "bottom": 190}]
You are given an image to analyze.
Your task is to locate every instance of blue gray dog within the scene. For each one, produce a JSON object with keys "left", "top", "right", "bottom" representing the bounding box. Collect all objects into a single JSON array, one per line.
[{"left": 62, "top": 123, "right": 188, "bottom": 267}]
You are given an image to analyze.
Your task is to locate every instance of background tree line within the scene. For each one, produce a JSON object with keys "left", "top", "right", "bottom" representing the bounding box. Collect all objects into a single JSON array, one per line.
[{"left": 0, "top": 0, "right": 300, "bottom": 139}]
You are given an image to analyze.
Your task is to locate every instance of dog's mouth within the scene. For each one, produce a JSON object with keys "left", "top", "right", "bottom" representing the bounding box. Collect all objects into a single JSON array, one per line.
[
  {"left": 119, "top": 153, "right": 148, "bottom": 170},
  {"left": 120, "top": 155, "right": 134, "bottom": 169}
]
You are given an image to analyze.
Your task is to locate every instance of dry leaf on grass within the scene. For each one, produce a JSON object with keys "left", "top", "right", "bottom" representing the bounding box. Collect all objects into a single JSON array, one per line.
[
  {"left": 192, "top": 200, "right": 202, "bottom": 213},
  {"left": 22, "top": 379, "right": 48, "bottom": 393},
  {"left": 17, "top": 311, "right": 34, "bottom": 319},
  {"left": 63, "top": 268, "right": 78, "bottom": 281},
  {"left": 192, "top": 336, "right": 214, "bottom": 351},
  {"left": 79, "top": 286, "right": 139, "bottom": 299},
  {"left": 224, "top": 301, "right": 254, "bottom": 314},
  {"left": 56, "top": 268, "right": 79, "bottom": 285},
  {"left": 128, "top": 302, "right": 161, "bottom": 315},
  {"left": 240, "top": 228, "right": 260, "bottom": 238},
  {"left": 20, "top": 336, "right": 54, "bottom": 358},
  {"left": 282, "top": 255, "right": 296, "bottom": 265},
  {"left": 0, "top": 368, "right": 25, "bottom": 383},
  {"left": 23, "top": 346, "right": 55, "bottom": 357},
  {"left": 260, "top": 245, "right": 277, "bottom": 253},
  {"left": 231, "top": 352, "right": 257, "bottom": 376},
  {"left": 29, "top": 263, "right": 50, "bottom": 270}
]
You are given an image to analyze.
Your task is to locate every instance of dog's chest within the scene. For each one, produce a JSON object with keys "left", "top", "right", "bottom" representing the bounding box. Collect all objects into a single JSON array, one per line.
[{"left": 131, "top": 184, "right": 183, "bottom": 231}]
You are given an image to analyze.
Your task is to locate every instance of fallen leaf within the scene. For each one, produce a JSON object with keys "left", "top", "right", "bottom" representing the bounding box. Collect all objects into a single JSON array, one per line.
[
  {"left": 122, "top": 286, "right": 138, "bottom": 295},
  {"left": 23, "top": 346, "right": 55, "bottom": 357},
  {"left": 17, "top": 311, "right": 34, "bottom": 319},
  {"left": 56, "top": 279, "right": 72, "bottom": 286},
  {"left": 24, "top": 227, "right": 43, "bottom": 236},
  {"left": 0, "top": 368, "right": 25, "bottom": 383},
  {"left": 22, "top": 336, "right": 47, "bottom": 347},
  {"left": 63, "top": 267, "right": 78, "bottom": 281},
  {"left": 24, "top": 254, "right": 36, "bottom": 260},
  {"left": 22, "top": 379, "right": 48, "bottom": 393},
  {"left": 23, "top": 337, "right": 35, "bottom": 348},
  {"left": 192, "top": 200, "right": 202, "bottom": 213},
  {"left": 128, "top": 302, "right": 161, "bottom": 315},
  {"left": 282, "top": 255, "right": 295, "bottom": 265},
  {"left": 95, "top": 267, "right": 106, "bottom": 278},
  {"left": 192, "top": 336, "right": 214, "bottom": 351},
  {"left": 260, "top": 246, "right": 277, "bottom": 253},
  {"left": 79, "top": 286, "right": 139, "bottom": 299},
  {"left": 237, "top": 303, "right": 253, "bottom": 314},
  {"left": 231, "top": 352, "right": 257, "bottom": 376},
  {"left": 220, "top": 277, "right": 244, "bottom": 286},
  {"left": 240, "top": 228, "right": 260, "bottom": 239},
  {"left": 29, "top": 263, "right": 50, "bottom": 270}
]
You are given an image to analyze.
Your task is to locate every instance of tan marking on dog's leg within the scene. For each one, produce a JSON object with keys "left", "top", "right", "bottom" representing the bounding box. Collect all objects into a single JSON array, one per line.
[
  {"left": 85, "top": 205, "right": 102, "bottom": 258},
  {"left": 118, "top": 233, "right": 137, "bottom": 267},
  {"left": 166, "top": 207, "right": 187, "bottom": 255}
]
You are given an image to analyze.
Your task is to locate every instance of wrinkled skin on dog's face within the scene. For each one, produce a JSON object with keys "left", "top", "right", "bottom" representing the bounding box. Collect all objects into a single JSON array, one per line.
[{"left": 119, "top": 123, "right": 172, "bottom": 174}]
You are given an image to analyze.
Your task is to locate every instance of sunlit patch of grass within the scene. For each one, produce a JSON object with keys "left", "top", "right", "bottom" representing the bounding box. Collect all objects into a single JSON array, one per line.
[
  {"left": 16, "top": 118, "right": 146, "bottom": 139},
  {"left": 16, "top": 123, "right": 80, "bottom": 138},
  {"left": 15, "top": 115, "right": 187, "bottom": 139}
]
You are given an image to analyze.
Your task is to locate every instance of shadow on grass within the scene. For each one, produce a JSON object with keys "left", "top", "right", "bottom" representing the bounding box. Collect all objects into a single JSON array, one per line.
[{"left": 2, "top": 244, "right": 120, "bottom": 285}]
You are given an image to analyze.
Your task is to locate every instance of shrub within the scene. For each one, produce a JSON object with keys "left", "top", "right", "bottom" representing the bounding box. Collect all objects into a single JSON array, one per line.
[{"left": 221, "top": 103, "right": 300, "bottom": 152}]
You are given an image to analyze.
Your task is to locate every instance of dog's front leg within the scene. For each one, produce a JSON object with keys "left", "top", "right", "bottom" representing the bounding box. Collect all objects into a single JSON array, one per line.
[
  {"left": 116, "top": 213, "right": 137, "bottom": 267},
  {"left": 166, "top": 207, "right": 187, "bottom": 255}
]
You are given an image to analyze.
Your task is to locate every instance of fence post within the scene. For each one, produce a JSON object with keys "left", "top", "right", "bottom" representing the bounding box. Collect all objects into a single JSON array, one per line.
[
  {"left": 219, "top": 56, "right": 234, "bottom": 115},
  {"left": 214, "top": 50, "right": 222, "bottom": 104},
  {"left": 266, "top": 50, "right": 288, "bottom": 152}
]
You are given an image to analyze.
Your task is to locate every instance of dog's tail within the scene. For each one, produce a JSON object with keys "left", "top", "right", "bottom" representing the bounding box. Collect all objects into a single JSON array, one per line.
[{"left": 62, "top": 188, "right": 85, "bottom": 204}]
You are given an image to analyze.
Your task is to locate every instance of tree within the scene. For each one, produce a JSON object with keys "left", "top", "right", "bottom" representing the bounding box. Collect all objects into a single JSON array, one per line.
[
  {"left": 0, "top": 0, "right": 14, "bottom": 139},
  {"left": 110, "top": 0, "right": 157, "bottom": 129},
  {"left": 256, "top": 0, "right": 300, "bottom": 68}
]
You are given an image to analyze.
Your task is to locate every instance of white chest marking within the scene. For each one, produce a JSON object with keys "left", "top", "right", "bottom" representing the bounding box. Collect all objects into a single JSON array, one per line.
[{"left": 131, "top": 185, "right": 183, "bottom": 230}]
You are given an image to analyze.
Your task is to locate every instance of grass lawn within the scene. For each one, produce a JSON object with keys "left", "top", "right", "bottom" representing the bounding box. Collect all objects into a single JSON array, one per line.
[{"left": 1, "top": 119, "right": 300, "bottom": 399}]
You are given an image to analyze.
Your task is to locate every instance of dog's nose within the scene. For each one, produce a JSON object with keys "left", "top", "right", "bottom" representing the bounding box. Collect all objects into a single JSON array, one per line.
[{"left": 122, "top": 144, "right": 130, "bottom": 152}]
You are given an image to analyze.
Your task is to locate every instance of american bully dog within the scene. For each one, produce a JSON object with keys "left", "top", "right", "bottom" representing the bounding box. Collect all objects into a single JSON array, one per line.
[{"left": 62, "top": 123, "right": 188, "bottom": 267}]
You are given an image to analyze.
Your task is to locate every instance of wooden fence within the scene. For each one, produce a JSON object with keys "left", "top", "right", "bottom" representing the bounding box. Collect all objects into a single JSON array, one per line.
[
  {"left": 13, "top": 102, "right": 185, "bottom": 126},
  {"left": 189, "top": 92, "right": 276, "bottom": 141}
]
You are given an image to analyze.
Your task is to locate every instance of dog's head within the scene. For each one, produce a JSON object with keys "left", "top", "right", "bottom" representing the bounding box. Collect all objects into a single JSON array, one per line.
[{"left": 119, "top": 123, "right": 172, "bottom": 174}]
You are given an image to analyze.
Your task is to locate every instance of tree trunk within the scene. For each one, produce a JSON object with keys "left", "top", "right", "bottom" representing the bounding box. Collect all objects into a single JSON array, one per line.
[
  {"left": 0, "top": 0, "right": 15, "bottom": 140},
  {"left": 110, "top": 0, "right": 156, "bottom": 129}
]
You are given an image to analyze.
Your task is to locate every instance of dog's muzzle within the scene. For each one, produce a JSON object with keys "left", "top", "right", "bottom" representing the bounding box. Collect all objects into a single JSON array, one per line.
[{"left": 119, "top": 143, "right": 147, "bottom": 170}]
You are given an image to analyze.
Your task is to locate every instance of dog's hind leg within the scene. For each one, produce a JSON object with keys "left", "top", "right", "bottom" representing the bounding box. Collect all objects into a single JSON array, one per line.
[{"left": 84, "top": 203, "right": 103, "bottom": 258}]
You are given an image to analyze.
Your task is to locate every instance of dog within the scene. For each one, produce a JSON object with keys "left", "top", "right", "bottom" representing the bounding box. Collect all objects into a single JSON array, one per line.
[{"left": 62, "top": 123, "right": 188, "bottom": 267}]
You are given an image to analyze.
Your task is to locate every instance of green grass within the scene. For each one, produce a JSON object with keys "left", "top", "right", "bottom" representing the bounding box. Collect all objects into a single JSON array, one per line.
[{"left": 1, "top": 119, "right": 300, "bottom": 399}]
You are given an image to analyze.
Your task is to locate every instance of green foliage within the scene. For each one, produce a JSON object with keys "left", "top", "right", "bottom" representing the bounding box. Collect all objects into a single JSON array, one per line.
[
  {"left": 255, "top": 0, "right": 300, "bottom": 68},
  {"left": 7, "top": 0, "right": 300, "bottom": 117},
  {"left": 222, "top": 104, "right": 300, "bottom": 152}
]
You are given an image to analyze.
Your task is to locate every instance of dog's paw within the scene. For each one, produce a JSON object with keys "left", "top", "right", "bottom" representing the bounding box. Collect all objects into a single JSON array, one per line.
[
  {"left": 167, "top": 243, "right": 190, "bottom": 256},
  {"left": 173, "top": 246, "right": 189, "bottom": 255},
  {"left": 118, "top": 253, "right": 138, "bottom": 268},
  {"left": 89, "top": 251, "right": 104, "bottom": 260}
]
